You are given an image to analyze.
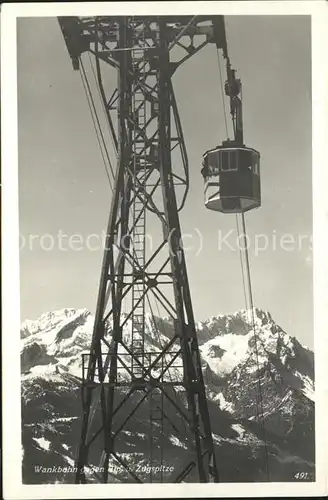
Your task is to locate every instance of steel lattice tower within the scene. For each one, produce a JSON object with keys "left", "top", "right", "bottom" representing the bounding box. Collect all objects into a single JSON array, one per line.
[{"left": 58, "top": 15, "right": 228, "bottom": 484}]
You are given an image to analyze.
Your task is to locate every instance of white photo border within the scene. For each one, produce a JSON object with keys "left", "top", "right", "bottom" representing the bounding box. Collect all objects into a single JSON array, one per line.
[{"left": 2, "top": 1, "right": 327, "bottom": 498}]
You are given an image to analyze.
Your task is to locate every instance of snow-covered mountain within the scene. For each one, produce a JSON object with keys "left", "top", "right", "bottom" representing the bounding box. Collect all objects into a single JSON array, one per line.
[{"left": 21, "top": 307, "right": 315, "bottom": 484}]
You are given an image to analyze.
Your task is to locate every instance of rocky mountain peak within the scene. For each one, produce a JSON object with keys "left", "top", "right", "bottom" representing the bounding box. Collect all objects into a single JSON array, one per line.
[{"left": 20, "top": 306, "right": 315, "bottom": 484}]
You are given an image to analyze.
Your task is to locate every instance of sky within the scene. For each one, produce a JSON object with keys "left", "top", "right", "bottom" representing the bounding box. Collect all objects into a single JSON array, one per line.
[{"left": 17, "top": 15, "right": 313, "bottom": 348}]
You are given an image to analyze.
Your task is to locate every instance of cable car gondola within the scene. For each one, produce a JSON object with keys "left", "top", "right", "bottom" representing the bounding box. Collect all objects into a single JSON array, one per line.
[{"left": 201, "top": 140, "right": 261, "bottom": 214}]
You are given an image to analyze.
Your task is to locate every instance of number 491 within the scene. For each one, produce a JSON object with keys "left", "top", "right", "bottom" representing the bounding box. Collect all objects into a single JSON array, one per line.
[{"left": 294, "top": 472, "right": 309, "bottom": 480}]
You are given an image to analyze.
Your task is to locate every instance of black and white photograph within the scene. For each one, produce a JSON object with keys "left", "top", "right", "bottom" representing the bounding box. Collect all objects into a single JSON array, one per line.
[{"left": 2, "top": 1, "right": 328, "bottom": 498}]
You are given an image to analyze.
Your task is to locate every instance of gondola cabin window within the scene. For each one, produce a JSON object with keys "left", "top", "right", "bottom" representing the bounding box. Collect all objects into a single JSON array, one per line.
[
  {"left": 220, "top": 149, "right": 238, "bottom": 172},
  {"left": 207, "top": 151, "right": 220, "bottom": 175},
  {"left": 238, "top": 149, "right": 253, "bottom": 172},
  {"left": 205, "top": 149, "right": 240, "bottom": 174},
  {"left": 252, "top": 152, "right": 260, "bottom": 175}
]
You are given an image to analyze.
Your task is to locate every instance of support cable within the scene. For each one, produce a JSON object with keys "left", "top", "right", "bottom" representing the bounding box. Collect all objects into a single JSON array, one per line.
[
  {"left": 79, "top": 66, "right": 113, "bottom": 190},
  {"left": 87, "top": 52, "right": 118, "bottom": 156},
  {"left": 216, "top": 48, "right": 229, "bottom": 139},
  {"left": 235, "top": 214, "right": 249, "bottom": 314},
  {"left": 81, "top": 56, "right": 115, "bottom": 180},
  {"left": 79, "top": 57, "right": 115, "bottom": 185},
  {"left": 240, "top": 213, "right": 270, "bottom": 481}
]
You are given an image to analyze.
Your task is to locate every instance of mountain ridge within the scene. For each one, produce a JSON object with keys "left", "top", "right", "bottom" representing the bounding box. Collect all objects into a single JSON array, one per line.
[{"left": 21, "top": 306, "right": 315, "bottom": 484}]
